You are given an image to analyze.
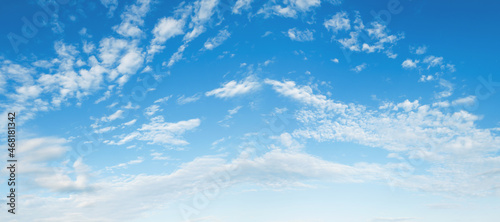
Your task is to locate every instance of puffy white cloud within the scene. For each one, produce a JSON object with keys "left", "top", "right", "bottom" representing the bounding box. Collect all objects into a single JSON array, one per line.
[
  {"left": 98, "top": 37, "right": 129, "bottom": 66},
  {"left": 401, "top": 59, "right": 419, "bottom": 69},
  {"left": 287, "top": 28, "right": 314, "bottom": 42},
  {"left": 113, "top": 0, "right": 152, "bottom": 38},
  {"left": 324, "top": 11, "right": 350, "bottom": 33},
  {"left": 148, "top": 17, "right": 185, "bottom": 57},
  {"left": 393, "top": 99, "right": 419, "bottom": 112},
  {"left": 206, "top": 76, "right": 260, "bottom": 98}
]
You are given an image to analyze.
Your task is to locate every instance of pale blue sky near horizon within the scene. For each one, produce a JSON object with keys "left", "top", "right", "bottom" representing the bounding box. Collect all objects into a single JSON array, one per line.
[{"left": 0, "top": 0, "right": 499, "bottom": 221}]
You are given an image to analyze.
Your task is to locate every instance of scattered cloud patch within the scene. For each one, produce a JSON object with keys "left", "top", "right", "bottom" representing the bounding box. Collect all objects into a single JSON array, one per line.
[{"left": 287, "top": 28, "right": 314, "bottom": 42}]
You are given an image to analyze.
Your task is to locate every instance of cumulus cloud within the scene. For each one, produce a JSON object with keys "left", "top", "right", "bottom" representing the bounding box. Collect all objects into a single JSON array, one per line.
[
  {"left": 113, "top": 0, "right": 152, "bottom": 38},
  {"left": 401, "top": 59, "right": 419, "bottom": 69},
  {"left": 324, "top": 11, "right": 350, "bottom": 33}
]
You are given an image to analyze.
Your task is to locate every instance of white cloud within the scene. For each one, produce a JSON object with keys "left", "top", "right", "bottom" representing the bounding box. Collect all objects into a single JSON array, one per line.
[
  {"left": 101, "top": 110, "right": 124, "bottom": 122},
  {"left": 324, "top": 11, "right": 350, "bottom": 33},
  {"left": 177, "top": 94, "right": 202, "bottom": 105},
  {"left": 106, "top": 116, "right": 200, "bottom": 147},
  {"left": 154, "top": 95, "right": 172, "bottom": 103},
  {"left": 94, "top": 126, "right": 117, "bottom": 133},
  {"left": 98, "top": 37, "right": 129, "bottom": 66},
  {"left": 123, "top": 101, "right": 140, "bottom": 109},
  {"left": 204, "top": 29, "right": 231, "bottom": 50},
  {"left": 16, "top": 137, "right": 92, "bottom": 192},
  {"left": 148, "top": 17, "right": 185, "bottom": 57},
  {"left": 419, "top": 75, "right": 435, "bottom": 82},
  {"left": 113, "top": 0, "right": 152, "bottom": 38},
  {"left": 151, "top": 152, "right": 171, "bottom": 160},
  {"left": 206, "top": 76, "right": 260, "bottom": 98},
  {"left": 266, "top": 79, "right": 500, "bottom": 196},
  {"left": 218, "top": 106, "right": 243, "bottom": 127},
  {"left": 332, "top": 15, "right": 404, "bottom": 58},
  {"left": 116, "top": 49, "right": 144, "bottom": 79},
  {"left": 264, "top": 79, "right": 346, "bottom": 111},
  {"left": 401, "top": 59, "right": 419, "bottom": 69},
  {"left": 97, "top": 37, "right": 144, "bottom": 85},
  {"left": 106, "top": 157, "right": 144, "bottom": 171},
  {"left": 393, "top": 99, "right": 419, "bottom": 112},
  {"left": 105, "top": 131, "right": 140, "bottom": 145},
  {"left": 423, "top": 55, "right": 443, "bottom": 68},
  {"left": 452, "top": 95, "right": 476, "bottom": 107},
  {"left": 351, "top": 63, "right": 367, "bottom": 73},
  {"left": 167, "top": 43, "right": 187, "bottom": 67},
  {"left": 100, "top": 0, "right": 118, "bottom": 17},
  {"left": 123, "top": 119, "right": 137, "bottom": 126},
  {"left": 137, "top": 116, "right": 201, "bottom": 146},
  {"left": 410, "top": 45, "right": 427, "bottom": 55},
  {"left": 287, "top": 28, "right": 314, "bottom": 42},
  {"left": 232, "top": 0, "right": 253, "bottom": 14},
  {"left": 436, "top": 79, "right": 453, "bottom": 98},
  {"left": 331, "top": 58, "right": 339, "bottom": 63},
  {"left": 258, "top": 0, "right": 320, "bottom": 18},
  {"left": 145, "top": 104, "right": 162, "bottom": 116},
  {"left": 13, "top": 148, "right": 400, "bottom": 221},
  {"left": 262, "top": 31, "right": 273, "bottom": 37}
]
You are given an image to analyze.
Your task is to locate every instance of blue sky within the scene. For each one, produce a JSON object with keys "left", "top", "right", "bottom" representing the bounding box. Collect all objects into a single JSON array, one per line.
[{"left": 1, "top": 0, "right": 500, "bottom": 221}]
